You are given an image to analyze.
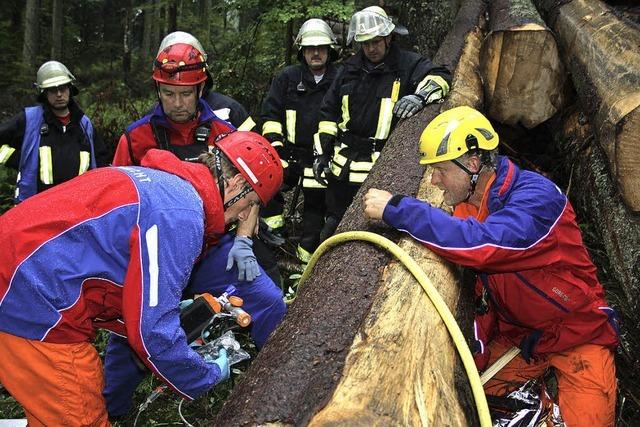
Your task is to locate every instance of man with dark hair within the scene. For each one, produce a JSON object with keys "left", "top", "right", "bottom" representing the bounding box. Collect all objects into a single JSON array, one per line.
[
  {"left": 261, "top": 18, "right": 340, "bottom": 273},
  {"left": 0, "top": 60, "right": 107, "bottom": 202}
]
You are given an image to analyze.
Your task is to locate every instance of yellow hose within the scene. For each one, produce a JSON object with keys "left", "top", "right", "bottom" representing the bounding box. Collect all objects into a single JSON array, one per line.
[{"left": 295, "top": 231, "right": 492, "bottom": 426}]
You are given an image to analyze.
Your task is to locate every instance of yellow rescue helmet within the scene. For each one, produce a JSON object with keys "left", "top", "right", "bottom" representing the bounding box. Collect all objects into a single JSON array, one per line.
[{"left": 419, "top": 106, "right": 498, "bottom": 165}]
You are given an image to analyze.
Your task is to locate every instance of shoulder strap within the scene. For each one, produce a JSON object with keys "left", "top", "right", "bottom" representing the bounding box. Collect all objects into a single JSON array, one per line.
[
  {"left": 124, "top": 129, "right": 138, "bottom": 166},
  {"left": 150, "top": 116, "right": 171, "bottom": 152}
]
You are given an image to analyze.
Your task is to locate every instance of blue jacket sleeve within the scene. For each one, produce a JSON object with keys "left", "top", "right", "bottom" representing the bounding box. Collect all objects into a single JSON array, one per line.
[
  {"left": 382, "top": 192, "right": 566, "bottom": 273},
  {"left": 122, "top": 208, "right": 225, "bottom": 400}
]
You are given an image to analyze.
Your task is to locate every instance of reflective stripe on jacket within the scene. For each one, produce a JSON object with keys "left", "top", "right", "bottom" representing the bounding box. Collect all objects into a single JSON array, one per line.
[
  {"left": 261, "top": 63, "right": 339, "bottom": 188},
  {"left": 16, "top": 105, "right": 96, "bottom": 202},
  {"left": 317, "top": 44, "right": 450, "bottom": 184}
]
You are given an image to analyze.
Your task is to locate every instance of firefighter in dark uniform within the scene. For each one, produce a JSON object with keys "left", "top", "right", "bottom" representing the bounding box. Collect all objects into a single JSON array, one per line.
[
  {"left": 205, "top": 91, "right": 256, "bottom": 132},
  {"left": 314, "top": 6, "right": 452, "bottom": 239},
  {"left": 0, "top": 61, "right": 107, "bottom": 202},
  {"left": 261, "top": 19, "right": 340, "bottom": 270}
]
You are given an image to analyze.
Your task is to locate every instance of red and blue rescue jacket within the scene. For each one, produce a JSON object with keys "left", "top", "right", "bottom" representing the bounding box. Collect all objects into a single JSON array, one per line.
[
  {"left": 0, "top": 150, "right": 226, "bottom": 399},
  {"left": 382, "top": 156, "right": 619, "bottom": 369}
]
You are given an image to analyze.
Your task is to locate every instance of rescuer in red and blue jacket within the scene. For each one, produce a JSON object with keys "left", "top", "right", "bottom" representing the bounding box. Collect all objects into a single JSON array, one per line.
[
  {"left": 0, "top": 131, "right": 283, "bottom": 426},
  {"left": 362, "top": 106, "right": 619, "bottom": 426}
]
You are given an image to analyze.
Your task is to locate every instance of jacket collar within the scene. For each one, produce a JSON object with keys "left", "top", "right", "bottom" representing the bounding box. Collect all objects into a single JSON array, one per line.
[
  {"left": 42, "top": 98, "right": 83, "bottom": 127},
  {"left": 151, "top": 99, "right": 219, "bottom": 129},
  {"left": 140, "top": 149, "right": 226, "bottom": 244},
  {"left": 487, "top": 155, "right": 520, "bottom": 213}
]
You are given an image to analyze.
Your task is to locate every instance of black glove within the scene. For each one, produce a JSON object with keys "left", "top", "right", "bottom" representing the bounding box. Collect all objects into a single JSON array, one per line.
[
  {"left": 312, "top": 154, "right": 331, "bottom": 186},
  {"left": 288, "top": 158, "right": 305, "bottom": 177},
  {"left": 393, "top": 78, "right": 446, "bottom": 119},
  {"left": 393, "top": 94, "right": 425, "bottom": 119}
]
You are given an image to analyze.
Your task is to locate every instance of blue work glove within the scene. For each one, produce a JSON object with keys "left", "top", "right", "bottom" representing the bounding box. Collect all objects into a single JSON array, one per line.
[
  {"left": 226, "top": 236, "right": 260, "bottom": 281},
  {"left": 204, "top": 348, "right": 230, "bottom": 382}
]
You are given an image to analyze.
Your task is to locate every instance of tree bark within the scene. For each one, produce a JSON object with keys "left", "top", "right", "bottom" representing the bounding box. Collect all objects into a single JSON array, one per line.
[
  {"left": 51, "top": 0, "right": 63, "bottom": 60},
  {"left": 152, "top": 0, "right": 161, "bottom": 54},
  {"left": 213, "top": 1, "right": 487, "bottom": 425},
  {"left": 200, "top": 0, "right": 211, "bottom": 43},
  {"left": 285, "top": 20, "right": 294, "bottom": 66},
  {"left": 533, "top": 0, "right": 640, "bottom": 212},
  {"left": 167, "top": 0, "right": 177, "bottom": 33},
  {"left": 122, "top": 0, "right": 133, "bottom": 82},
  {"left": 22, "top": 0, "right": 39, "bottom": 71},
  {"left": 480, "top": 0, "right": 566, "bottom": 128},
  {"left": 141, "top": 1, "right": 153, "bottom": 60}
]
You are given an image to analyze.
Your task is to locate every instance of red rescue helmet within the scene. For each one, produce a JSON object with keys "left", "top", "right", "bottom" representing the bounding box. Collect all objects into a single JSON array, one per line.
[
  {"left": 152, "top": 42, "right": 207, "bottom": 86},
  {"left": 215, "top": 131, "right": 283, "bottom": 205}
]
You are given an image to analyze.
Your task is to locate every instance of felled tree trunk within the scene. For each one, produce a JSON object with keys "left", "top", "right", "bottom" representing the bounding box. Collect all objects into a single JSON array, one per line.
[
  {"left": 480, "top": 0, "right": 566, "bottom": 128},
  {"left": 533, "top": 0, "right": 640, "bottom": 211},
  {"left": 213, "top": 1, "right": 487, "bottom": 425}
]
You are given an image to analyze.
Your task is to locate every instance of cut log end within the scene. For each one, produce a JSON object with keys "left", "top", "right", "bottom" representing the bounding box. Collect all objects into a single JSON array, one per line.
[
  {"left": 481, "top": 29, "right": 565, "bottom": 128},
  {"left": 616, "top": 106, "right": 640, "bottom": 211}
]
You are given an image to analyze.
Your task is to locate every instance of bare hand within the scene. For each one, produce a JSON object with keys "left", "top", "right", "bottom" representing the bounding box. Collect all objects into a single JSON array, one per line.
[
  {"left": 363, "top": 188, "right": 393, "bottom": 220},
  {"left": 236, "top": 204, "right": 260, "bottom": 237}
]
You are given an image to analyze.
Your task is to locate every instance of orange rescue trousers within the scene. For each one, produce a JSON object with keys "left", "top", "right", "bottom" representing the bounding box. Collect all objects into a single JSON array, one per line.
[
  {"left": 0, "top": 331, "right": 111, "bottom": 426},
  {"left": 484, "top": 340, "right": 616, "bottom": 427}
]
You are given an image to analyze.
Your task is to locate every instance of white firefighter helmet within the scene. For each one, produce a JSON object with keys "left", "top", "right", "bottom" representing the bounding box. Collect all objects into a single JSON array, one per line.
[
  {"left": 35, "top": 61, "right": 77, "bottom": 92},
  {"left": 347, "top": 6, "right": 396, "bottom": 44}
]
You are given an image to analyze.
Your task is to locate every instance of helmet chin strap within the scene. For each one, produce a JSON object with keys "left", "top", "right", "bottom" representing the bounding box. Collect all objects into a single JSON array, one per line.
[
  {"left": 212, "top": 148, "right": 252, "bottom": 210},
  {"left": 451, "top": 158, "right": 482, "bottom": 203}
]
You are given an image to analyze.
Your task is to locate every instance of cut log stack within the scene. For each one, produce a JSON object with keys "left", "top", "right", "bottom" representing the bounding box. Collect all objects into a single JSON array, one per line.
[
  {"left": 533, "top": 0, "right": 640, "bottom": 212},
  {"left": 213, "top": 1, "right": 488, "bottom": 425},
  {"left": 480, "top": 0, "right": 566, "bottom": 128}
]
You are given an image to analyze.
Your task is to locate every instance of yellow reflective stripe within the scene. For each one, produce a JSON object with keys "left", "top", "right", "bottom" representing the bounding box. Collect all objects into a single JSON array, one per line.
[
  {"left": 285, "top": 110, "right": 296, "bottom": 143},
  {"left": 263, "top": 214, "right": 284, "bottom": 230},
  {"left": 39, "top": 146, "right": 53, "bottom": 185},
  {"left": 262, "top": 120, "right": 283, "bottom": 136},
  {"left": 296, "top": 244, "right": 313, "bottom": 263},
  {"left": 281, "top": 158, "right": 289, "bottom": 168},
  {"left": 339, "top": 95, "right": 350, "bottom": 132},
  {"left": 391, "top": 79, "right": 401, "bottom": 102},
  {"left": 375, "top": 98, "right": 394, "bottom": 140},
  {"left": 78, "top": 151, "right": 91, "bottom": 175},
  {"left": 0, "top": 144, "right": 16, "bottom": 164},
  {"left": 313, "top": 133, "right": 323, "bottom": 154},
  {"left": 318, "top": 121, "right": 338, "bottom": 136},
  {"left": 303, "top": 177, "right": 326, "bottom": 188},
  {"left": 238, "top": 116, "right": 256, "bottom": 131},
  {"left": 331, "top": 145, "right": 381, "bottom": 183},
  {"left": 271, "top": 140, "right": 284, "bottom": 148},
  {"left": 303, "top": 167, "right": 326, "bottom": 188},
  {"left": 417, "top": 75, "right": 450, "bottom": 96}
]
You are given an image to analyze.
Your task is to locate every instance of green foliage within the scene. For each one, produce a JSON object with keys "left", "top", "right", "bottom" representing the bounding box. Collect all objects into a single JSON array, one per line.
[{"left": 0, "top": 166, "right": 16, "bottom": 214}]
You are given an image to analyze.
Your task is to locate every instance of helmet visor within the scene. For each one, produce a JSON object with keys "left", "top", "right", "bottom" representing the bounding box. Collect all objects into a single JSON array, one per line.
[{"left": 347, "top": 10, "right": 395, "bottom": 44}]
